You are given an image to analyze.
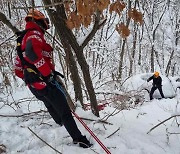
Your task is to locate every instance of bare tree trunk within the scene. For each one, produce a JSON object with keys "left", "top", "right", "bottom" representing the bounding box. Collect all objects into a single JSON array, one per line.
[
  {"left": 61, "top": 38, "right": 84, "bottom": 108},
  {"left": 44, "top": 4, "right": 84, "bottom": 110},
  {"left": 138, "top": 24, "right": 144, "bottom": 66},
  {"left": 129, "top": 24, "right": 138, "bottom": 76},
  {"left": 118, "top": 39, "right": 126, "bottom": 80},
  {"left": 165, "top": 50, "right": 175, "bottom": 76},
  {"left": 118, "top": 0, "right": 131, "bottom": 80},
  {"left": 165, "top": 14, "right": 179, "bottom": 75},
  {"left": 150, "top": 42, "right": 155, "bottom": 72},
  {"left": 150, "top": 3, "right": 155, "bottom": 73},
  {"left": 43, "top": 0, "right": 101, "bottom": 116}
]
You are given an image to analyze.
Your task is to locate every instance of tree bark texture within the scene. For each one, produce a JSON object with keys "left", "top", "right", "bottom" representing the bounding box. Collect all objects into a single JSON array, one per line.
[
  {"left": 61, "top": 38, "right": 84, "bottom": 108},
  {"left": 129, "top": 24, "right": 138, "bottom": 76},
  {"left": 118, "top": 0, "right": 131, "bottom": 80},
  {"left": 165, "top": 15, "right": 179, "bottom": 75},
  {"left": 43, "top": 0, "right": 100, "bottom": 116}
]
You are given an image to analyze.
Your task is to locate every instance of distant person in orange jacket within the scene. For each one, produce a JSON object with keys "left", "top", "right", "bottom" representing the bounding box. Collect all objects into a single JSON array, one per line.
[{"left": 147, "top": 72, "right": 165, "bottom": 100}]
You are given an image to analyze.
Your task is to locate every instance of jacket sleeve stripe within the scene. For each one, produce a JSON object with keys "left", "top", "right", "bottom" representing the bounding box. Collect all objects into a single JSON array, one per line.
[
  {"left": 27, "top": 35, "right": 43, "bottom": 42},
  {"left": 34, "top": 58, "right": 45, "bottom": 68},
  {"left": 14, "top": 66, "right": 23, "bottom": 71}
]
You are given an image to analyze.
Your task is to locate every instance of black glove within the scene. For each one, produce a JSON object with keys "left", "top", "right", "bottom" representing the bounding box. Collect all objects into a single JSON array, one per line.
[
  {"left": 23, "top": 69, "right": 43, "bottom": 84},
  {"left": 53, "top": 71, "right": 64, "bottom": 78},
  {"left": 42, "top": 71, "right": 64, "bottom": 83},
  {"left": 42, "top": 73, "right": 54, "bottom": 83}
]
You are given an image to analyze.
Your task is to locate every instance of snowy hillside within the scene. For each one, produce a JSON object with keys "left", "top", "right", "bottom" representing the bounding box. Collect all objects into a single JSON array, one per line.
[{"left": 0, "top": 76, "right": 180, "bottom": 154}]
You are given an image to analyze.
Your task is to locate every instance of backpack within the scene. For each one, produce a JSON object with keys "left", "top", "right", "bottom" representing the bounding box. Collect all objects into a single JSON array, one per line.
[
  {"left": 15, "top": 30, "right": 64, "bottom": 84},
  {"left": 15, "top": 30, "right": 43, "bottom": 83},
  {"left": 16, "top": 30, "right": 33, "bottom": 68}
]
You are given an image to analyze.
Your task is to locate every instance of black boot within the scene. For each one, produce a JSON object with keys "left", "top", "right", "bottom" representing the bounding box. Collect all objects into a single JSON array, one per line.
[{"left": 73, "top": 136, "right": 92, "bottom": 148}]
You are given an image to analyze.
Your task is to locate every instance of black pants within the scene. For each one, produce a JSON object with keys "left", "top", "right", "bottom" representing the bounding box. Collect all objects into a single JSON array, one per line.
[
  {"left": 29, "top": 81, "right": 82, "bottom": 140},
  {"left": 150, "top": 86, "right": 165, "bottom": 100}
]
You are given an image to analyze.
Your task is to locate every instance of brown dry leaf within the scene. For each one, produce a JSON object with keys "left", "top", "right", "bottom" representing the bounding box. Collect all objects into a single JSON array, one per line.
[
  {"left": 109, "top": 3, "right": 116, "bottom": 14},
  {"left": 116, "top": 23, "right": 130, "bottom": 38},
  {"left": 83, "top": 15, "right": 92, "bottom": 27},
  {"left": 89, "top": 4, "right": 96, "bottom": 15},
  {"left": 64, "top": 1, "right": 71, "bottom": 14},
  {"left": 67, "top": 0, "right": 111, "bottom": 28},
  {"left": 97, "top": 0, "right": 110, "bottom": 12},
  {"left": 77, "top": 1, "right": 85, "bottom": 16},
  {"left": 116, "top": 1, "right": 126, "bottom": 15},
  {"left": 136, "top": 12, "right": 143, "bottom": 25},
  {"left": 83, "top": 0, "right": 91, "bottom": 16},
  {"left": 109, "top": 1, "right": 126, "bottom": 15},
  {"left": 66, "top": 19, "right": 75, "bottom": 29},
  {"left": 84, "top": 0, "right": 89, "bottom": 5},
  {"left": 128, "top": 9, "right": 132, "bottom": 18},
  {"left": 69, "top": 12, "right": 78, "bottom": 22},
  {"left": 118, "top": 1, "right": 126, "bottom": 11},
  {"left": 128, "top": 9, "right": 143, "bottom": 25},
  {"left": 74, "top": 14, "right": 82, "bottom": 29},
  {"left": 69, "top": 11, "right": 82, "bottom": 29}
]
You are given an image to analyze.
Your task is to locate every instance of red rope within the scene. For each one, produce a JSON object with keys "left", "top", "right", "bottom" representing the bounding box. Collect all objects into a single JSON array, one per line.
[{"left": 72, "top": 112, "right": 111, "bottom": 154}]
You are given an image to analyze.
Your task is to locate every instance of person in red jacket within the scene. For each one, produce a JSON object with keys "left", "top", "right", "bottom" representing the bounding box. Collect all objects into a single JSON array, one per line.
[{"left": 14, "top": 9, "right": 91, "bottom": 148}]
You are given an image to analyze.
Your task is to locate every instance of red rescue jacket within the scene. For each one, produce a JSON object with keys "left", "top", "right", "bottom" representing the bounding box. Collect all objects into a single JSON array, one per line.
[{"left": 14, "top": 21, "right": 55, "bottom": 89}]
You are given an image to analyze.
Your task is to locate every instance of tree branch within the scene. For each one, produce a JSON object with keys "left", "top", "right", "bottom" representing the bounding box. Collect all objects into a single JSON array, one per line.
[
  {"left": 106, "top": 127, "right": 120, "bottom": 138},
  {"left": 0, "top": 35, "right": 15, "bottom": 46},
  {"left": 80, "top": 12, "right": 106, "bottom": 49},
  {"left": 28, "top": 127, "right": 62, "bottom": 154},
  {"left": 78, "top": 117, "right": 113, "bottom": 125},
  {"left": 147, "top": 115, "right": 180, "bottom": 134},
  {"left": 0, "top": 11, "right": 19, "bottom": 33}
]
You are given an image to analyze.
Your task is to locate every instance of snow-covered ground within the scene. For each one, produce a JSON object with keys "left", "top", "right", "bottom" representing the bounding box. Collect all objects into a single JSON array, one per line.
[{"left": 0, "top": 74, "right": 180, "bottom": 154}]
